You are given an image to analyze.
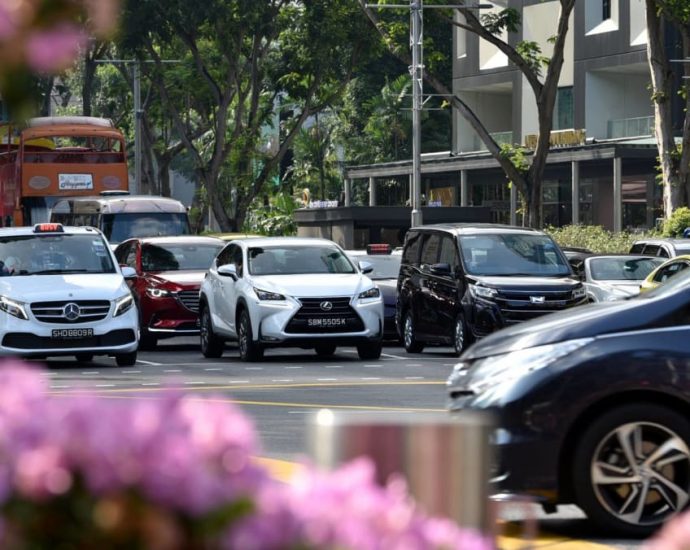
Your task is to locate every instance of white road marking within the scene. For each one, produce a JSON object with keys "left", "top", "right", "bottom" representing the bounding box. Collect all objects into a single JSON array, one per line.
[
  {"left": 361, "top": 377, "right": 381, "bottom": 381},
  {"left": 95, "top": 384, "right": 116, "bottom": 388},
  {"left": 285, "top": 366, "right": 302, "bottom": 369},
  {"left": 81, "top": 371, "right": 99, "bottom": 375},
  {"left": 405, "top": 376, "right": 425, "bottom": 380},
  {"left": 50, "top": 385, "right": 71, "bottom": 389},
  {"left": 40, "top": 372, "right": 58, "bottom": 376},
  {"left": 229, "top": 380, "right": 250, "bottom": 384},
  {"left": 381, "top": 352, "right": 406, "bottom": 360},
  {"left": 363, "top": 365, "right": 381, "bottom": 368},
  {"left": 184, "top": 381, "right": 206, "bottom": 385},
  {"left": 141, "top": 382, "right": 160, "bottom": 386},
  {"left": 405, "top": 363, "right": 423, "bottom": 367},
  {"left": 204, "top": 368, "right": 222, "bottom": 371},
  {"left": 272, "top": 379, "right": 293, "bottom": 383},
  {"left": 317, "top": 378, "right": 338, "bottom": 381},
  {"left": 121, "top": 370, "right": 141, "bottom": 374},
  {"left": 324, "top": 365, "right": 342, "bottom": 369},
  {"left": 164, "top": 369, "right": 182, "bottom": 373},
  {"left": 136, "top": 360, "right": 161, "bottom": 366},
  {"left": 288, "top": 410, "right": 413, "bottom": 415},
  {"left": 245, "top": 367, "right": 263, "bottom": 370}
]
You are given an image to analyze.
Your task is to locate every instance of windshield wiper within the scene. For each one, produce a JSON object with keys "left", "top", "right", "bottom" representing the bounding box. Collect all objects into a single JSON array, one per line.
[{"left": 30, "top": 269, "right": 90, "bottom": 275}]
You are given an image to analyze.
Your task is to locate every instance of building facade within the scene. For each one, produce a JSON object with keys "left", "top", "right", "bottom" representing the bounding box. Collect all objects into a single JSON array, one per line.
[{"left": 344, "top": 0, "right": 677, "bottom": 231}]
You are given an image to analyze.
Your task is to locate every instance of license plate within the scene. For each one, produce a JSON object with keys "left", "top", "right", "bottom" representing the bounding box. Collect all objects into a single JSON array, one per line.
[
  {"left": 52, "top": 328, "right": 94, "bottom": 339},
  {"left": 307, "top": 318, "right": 347, "bottom": 328}
]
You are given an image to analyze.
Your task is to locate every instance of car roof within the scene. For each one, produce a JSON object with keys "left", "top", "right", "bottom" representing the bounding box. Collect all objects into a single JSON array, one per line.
[
  {"left": 408, "top": 223, "right": 541, "bottom": 236},
  {"left": 0, "top": 225, "right": 103, "bottom": 237},
  {"left": 235, "top": 237, "right": 342, "bottom": 248},
  {"left": 633, "top": 238, "right": 690, "bottom": 248},
  {"left": 52, "top": 195, "right": 187, "bottom": 213}
]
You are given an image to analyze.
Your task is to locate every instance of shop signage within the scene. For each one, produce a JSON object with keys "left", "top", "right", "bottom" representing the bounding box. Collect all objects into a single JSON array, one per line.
[{"left": 524, "top": 129, "right": 586, "bottom": 149}]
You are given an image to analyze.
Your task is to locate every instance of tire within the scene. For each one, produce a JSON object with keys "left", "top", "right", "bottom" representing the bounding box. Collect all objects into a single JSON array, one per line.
[
  {"left": 357, "top": 340, "right": 382, "bottom": 360},
  {"left": 74, "top": 353, "right": 93, "bottom": 363},
  {"left": 115, "top": 351, "right": 137, "bottom": 367},
  {"left": 452, "top": 313, "right": 468, "bottom": 357},
  {"left": 139, "top": 330, "right": 158, "bottom": 351},
  {"left": 402, "top": 310, "right": 424, "bottom": 353},
  {"left": 315, "top": 344, "right": 336, "bottom": 357},
  {"left": 571, "top": 403, "right": 690, "bottom": 537},
  {"left": 200, "top": 305, "right": 224, "bottom": 359},
  {"left": 238, "top": 309, "right": 263, "bottom": 362}
]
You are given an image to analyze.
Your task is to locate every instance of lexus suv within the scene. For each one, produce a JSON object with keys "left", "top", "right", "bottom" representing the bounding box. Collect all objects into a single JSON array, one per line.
[
  {"left": 0, "top": 223, "right": 138, "bottom": 365},
  {"left": 198, "top": 237, "right": 384, "bottom": 361}
]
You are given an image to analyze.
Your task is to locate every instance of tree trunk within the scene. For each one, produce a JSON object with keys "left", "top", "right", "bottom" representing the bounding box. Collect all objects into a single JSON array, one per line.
[{"left": 646, "top": 0, "right": 685, "bottom": 216}]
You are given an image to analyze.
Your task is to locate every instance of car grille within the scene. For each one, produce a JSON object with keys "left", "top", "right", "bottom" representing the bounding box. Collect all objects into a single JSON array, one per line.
[
  {"left": 176, "top": 290, "right": 199, "bottom": 313},
  {"left": 3, "top": 329, "right": 136, "bottom": 349},
  {"left": 31, "top": 300, "right": 111, "bottom": 324},
  {"left": 494, "top": 289, "right": 583, "bottom": 324},
  {"left": 285, "top": 297, "right": 364, "bottom": 334}
]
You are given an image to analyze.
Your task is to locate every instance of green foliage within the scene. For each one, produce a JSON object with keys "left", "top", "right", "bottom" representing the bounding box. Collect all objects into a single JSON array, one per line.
[
  {"left": 662, "top": 206, "right": 690, "bottom": 237},
  {"left": 499, "top": 143, "right": 529, "bottom": 175},
  {"left": 545, "top": 225, "right": 655, "bottom": 254},
  {"left": 243, "top": 192, "right": 298, "bottom": 236},
  {"left": 480, "top": 8, "right": 521, "bottom": 34},
  {"left": 515, "top": 41, "right": 550, "bottom": 77}
]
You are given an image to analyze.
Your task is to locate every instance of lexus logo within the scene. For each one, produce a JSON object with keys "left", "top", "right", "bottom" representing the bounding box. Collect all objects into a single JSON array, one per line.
[
  {"left": 320, "top": 301, "right": 333, "bottom": 312},
  {"left": 530, "top": 296, "right": 546, "bottom": 304},
  {"left": 63, "top": 303, "right": 81, "bottom": 321}
]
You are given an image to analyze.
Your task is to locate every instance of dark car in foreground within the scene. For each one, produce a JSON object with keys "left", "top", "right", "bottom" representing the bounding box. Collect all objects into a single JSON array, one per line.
[
  {"left": 115, "top": 236, "right": 224, "bottom": 349},
  {"left": 447, "top": 270, "right": 690, "bottom": 537}
]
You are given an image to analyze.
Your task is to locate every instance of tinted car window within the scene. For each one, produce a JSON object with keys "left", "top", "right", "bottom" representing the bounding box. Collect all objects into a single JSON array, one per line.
[
  {"left": 439, "top": 237, "right": 459, "bottom": 268},
  {"left": 403, "top": 232, "right": 422, "bottom": 265},
  {"left": 630, "top": 243, "right": 645, "bottom": 254},
  {"left": 589, "top": 257, "right": 663, "bottom": 281},
  {"left": 141, "top": 243, "right": 222, "bottom": 271},
  {"left": 248, "top": 246, "right": 355, "bottom": 275},
  {"left": 459, "top": 233, "right": 570, "bottom": 276},
  {"left": 420, "top": 234, "right": 441, "bottom": 265}
]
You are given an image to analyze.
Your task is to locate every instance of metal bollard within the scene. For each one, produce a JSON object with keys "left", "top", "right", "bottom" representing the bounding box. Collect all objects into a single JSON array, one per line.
[{"left": 310, "top": 409, "right": 495, "bottom": 534}]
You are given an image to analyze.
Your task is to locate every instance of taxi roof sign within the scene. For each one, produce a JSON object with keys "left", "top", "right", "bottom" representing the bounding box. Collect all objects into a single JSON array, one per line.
[
  {"left": 33, "top": 223, "right": 64, "bottom": 233},
  {"left": 366, "top": 243, "right": 391, "bottom": 255}
]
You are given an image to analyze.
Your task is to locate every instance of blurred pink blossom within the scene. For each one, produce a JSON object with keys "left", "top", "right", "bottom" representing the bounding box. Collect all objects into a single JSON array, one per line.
[
  {"left": 25, "top": 24, "right": 87, "bottom": 73},
  {"left": 644, "top": 511, "right": 690, "bottom": 550}
]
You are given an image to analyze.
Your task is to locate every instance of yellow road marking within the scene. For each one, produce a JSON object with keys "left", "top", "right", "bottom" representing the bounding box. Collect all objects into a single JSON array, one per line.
[{"left": 48, "top": 380, "right": 444, "bottom": 395}]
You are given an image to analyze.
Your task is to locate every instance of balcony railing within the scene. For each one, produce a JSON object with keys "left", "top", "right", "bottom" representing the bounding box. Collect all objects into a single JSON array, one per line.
[
  {"left": 607, "top": 116, "right": 654, "bottom": 139},
  {"left": 474, "top": 131, "right": 514, "bottom": 151}
]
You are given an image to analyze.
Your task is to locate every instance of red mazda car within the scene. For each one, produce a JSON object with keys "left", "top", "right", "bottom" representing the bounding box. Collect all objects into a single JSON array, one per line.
[{"left": 114, "top": 236, "right": 224, "bottom": 349}]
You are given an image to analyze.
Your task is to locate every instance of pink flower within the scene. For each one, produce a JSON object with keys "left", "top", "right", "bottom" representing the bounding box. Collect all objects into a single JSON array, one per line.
[
  {"left": 25, "top": 24, "right": 86, "bottom": 73},
  {"left": 0, "top": 6, "right": 16, "bottom": 40},
  {"left": 643, "top": 511, "right": 690, "bottom": 550}
]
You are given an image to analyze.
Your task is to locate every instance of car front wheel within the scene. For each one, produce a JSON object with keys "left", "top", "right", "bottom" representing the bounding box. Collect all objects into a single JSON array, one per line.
[
  {"left": 403, "top": 311, "right": 424, "bottom": 353},
  {"left": 452, "top": 313, "right": 468, "bottom": 356},
  {"left": 200, "top": 305, "right": 224, "bottom": 358},
  {"left": 357, "top": 340, "right": 382, "bottom": 360},
  {"left": 572, "top": 403, "right": 690, "bottom": 537},
  {"left": 238, "top": 309, "right": 263, "bottom": 362},
  {"left": 115, "top": 351, "right": 137, "bottom": 367},
  {"left": 315, "top": 344, "right": 336, "bottom": 357}
]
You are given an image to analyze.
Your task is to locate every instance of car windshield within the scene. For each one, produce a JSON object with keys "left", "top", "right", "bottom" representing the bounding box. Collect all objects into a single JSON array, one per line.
[
  {"left": 142, "top": 242, "right": 223, "bottom": 271},
  {"left": 0, "top": 234, "right": 115, "bottom": 275},
  {"left": 347, "top": 254, "right": 401, "bottom": 279},
  {"left": 101, "top": 213, "right": 191, "bottom": 244},
  {"left": 248, "top": 245, "right": 356, "bottom": 275},
  {"left": 459, "top": 233, "right": 570, "bottom": 276},
  {"left": 636, "top": 268, "right": 690, "bottom": 299},
  {"left": 589, "top": 257, "right": 664, "bottom": 281}
]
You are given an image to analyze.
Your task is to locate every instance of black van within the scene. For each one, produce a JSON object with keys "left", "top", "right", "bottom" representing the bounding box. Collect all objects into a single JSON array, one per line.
[{"left": 396, "top": 223, "right": 586, "bottom": 354}]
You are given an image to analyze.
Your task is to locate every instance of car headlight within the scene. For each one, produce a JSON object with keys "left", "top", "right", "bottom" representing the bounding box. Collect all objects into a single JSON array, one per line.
[
  {"left": 254, "top": 288, "right": 285, "bottom": 301},
  {"left": 358, "top": 287, "right": 380, "bottom": 299},
  {"left": 113, "top": 294, "right": 134, "bottom": 317},
  {"left": 146, "top": 287, "right": 174, "bottom": 299},
  {"left": 0, "top": 296, "right": 28, "bottom": 320},
  {"left": 452, "top": 337, "right": 593, "bottom": 396},
  {"left": 572, "top": 286, "right": 586, "bottom": 300},
  {"left": 468, "top": 284, "right": 498, "bottom": 299}
]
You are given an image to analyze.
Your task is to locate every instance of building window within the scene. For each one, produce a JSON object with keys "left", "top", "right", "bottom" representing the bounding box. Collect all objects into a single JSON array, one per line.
[
  {"left": 602, "top": 0, "right": 611, "bottom": 20},
  {"left": 554, "top": 87, "right": 574, "bottom": 130}
]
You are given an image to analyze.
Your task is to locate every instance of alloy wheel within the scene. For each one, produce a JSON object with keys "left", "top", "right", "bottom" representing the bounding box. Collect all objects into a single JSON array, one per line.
[
  {"left": 590, "top": 421, "right": 690, "bottom": 527},
  {"left": 238, "top": 316, "right": 248, "bottom": 357},
  {"left": 454, "top": 317, "right": 464, "bottom": 354},
  {"left": 404, "top": 315, "right": 413, "bottom": 348}
]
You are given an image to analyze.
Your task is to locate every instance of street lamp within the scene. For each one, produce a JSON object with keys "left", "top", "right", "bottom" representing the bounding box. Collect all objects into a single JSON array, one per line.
[{"left": 364, "top": 2, "right": 490, "bottom": 227}]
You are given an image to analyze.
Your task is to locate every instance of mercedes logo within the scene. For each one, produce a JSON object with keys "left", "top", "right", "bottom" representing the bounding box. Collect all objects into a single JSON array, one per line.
[
  {"left": 320, "top": 301, "right": 333, "bottom": 312},
  {"left": 63, "top": 303, "right": 81, "bottom": 321}
]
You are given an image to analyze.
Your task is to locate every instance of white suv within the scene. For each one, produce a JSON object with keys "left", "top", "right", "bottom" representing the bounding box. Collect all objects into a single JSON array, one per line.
[
  {"left": 199, "top": 237, "right": 384, "bottom": 361},
  {"left": 0, "top": 223, "right": 138, "bottom": 365}
]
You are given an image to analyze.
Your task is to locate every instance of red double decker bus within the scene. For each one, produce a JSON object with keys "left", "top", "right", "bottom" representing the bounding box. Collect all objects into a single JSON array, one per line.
[{"left": 0, "top": 116, "right": 129, "bottom": 226}]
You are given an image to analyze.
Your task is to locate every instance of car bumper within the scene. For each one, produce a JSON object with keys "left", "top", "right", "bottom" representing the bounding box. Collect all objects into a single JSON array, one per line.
[
  {"left": 250, "top": 296, "right": 384, "bottom": 344},
  {"left": 0, "top": 307, "right": 138, "bottom": 357},
  {"left": 142, "top": 295, "right": 200, "bottom": 336}
]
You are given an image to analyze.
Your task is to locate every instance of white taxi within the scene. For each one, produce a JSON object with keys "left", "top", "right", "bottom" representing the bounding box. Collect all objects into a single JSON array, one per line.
[{"left": 0, "top": 223, "right": 138, "bottom": 365}]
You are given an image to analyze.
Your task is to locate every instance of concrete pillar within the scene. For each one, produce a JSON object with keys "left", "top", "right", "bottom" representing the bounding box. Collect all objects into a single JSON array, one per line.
[
  {"left": 369, "top": 176, "right": 376, "bottom": 207},
  {"left": 344, "top": 178, "right": 352, "bottom": 207},
  {"left": 510, "top": 184, "right": 517, "bottom": 226},
  {"left": 460, "top": 170, "right": 469, "bottom": 207},
  {"left": 613, "top": 157, "right": 622, "bottom": 232},
  {"left": 571, "top": 161, "right": 580, "bottom": 225}
]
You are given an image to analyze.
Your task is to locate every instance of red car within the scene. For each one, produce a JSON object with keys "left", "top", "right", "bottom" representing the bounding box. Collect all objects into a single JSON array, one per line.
[{"left": 114, "top": 236, "right": 224, "bottom": 349}]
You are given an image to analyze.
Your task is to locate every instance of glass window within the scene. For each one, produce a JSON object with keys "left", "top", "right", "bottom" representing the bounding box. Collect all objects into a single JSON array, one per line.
[
  {"left": 248, "top": 246, "right": 355, "bottom": 275},
  {"left": 101, "top": 213, "right": 191, "bottom": 245},
  {"left": 554, "top": 87, "right": 574, "bottom": 130},
  {"left": 589, "top": 257, "right": 664, "bottom": 281},
  {"left": 231, "top": 246, "right": 244, "bottom": 277},
  {"left": 141, "top": 242, "right": 222, "bottom": 272},
  {"left": 347, "top": 254, "right": 401, "bottom": 279},
  {"left": 124, "top": 244, "right": 137, "bottom": 269},
  {"left": 603, "top": 0, "right": 611, "bottom": 20},
  {"left": 402, "top": 232, "right": 422, "bottom": 265},
  {"left": 439, "top": 237, "right": 459, "bottom": 268},
  {"left": 420, "top": 234, "right": 441, "bottom": 265}
]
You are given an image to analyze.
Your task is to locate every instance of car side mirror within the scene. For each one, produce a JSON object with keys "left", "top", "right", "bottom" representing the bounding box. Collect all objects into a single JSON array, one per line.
[
  {"left": 430, "top": 262, "right": 452, "bottom": 276},
  {"left": 218, "top": 264, "right": 238, "bottom": 280},
  {"left": 121, "top": 266, "right": 136, "bottom": 279},
  {"left": 359, "top": 260, "right": 374, "bottom": 275}
]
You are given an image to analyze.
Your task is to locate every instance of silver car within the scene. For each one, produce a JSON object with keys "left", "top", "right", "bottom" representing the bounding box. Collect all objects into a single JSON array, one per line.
[{"left": 583, "top": 255, "right": 665, "bottom": 302}]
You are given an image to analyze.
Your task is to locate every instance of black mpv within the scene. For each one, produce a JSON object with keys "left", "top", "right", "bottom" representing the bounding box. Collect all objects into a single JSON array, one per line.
[{"left": 396, "top": 223, "right": 586, "bottom": 354}]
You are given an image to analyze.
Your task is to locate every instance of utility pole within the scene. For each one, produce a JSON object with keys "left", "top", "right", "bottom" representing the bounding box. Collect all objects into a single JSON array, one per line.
[{"left": 365, "top": 2, "right": 489, "bottom": 228}]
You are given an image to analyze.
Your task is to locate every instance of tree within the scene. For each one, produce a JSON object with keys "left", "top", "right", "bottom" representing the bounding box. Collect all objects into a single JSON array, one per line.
[
  {"left": 120, "top": 0, "right": 378, "bottom": 231},
  {"left": 646, "top": 0, "right": 690, "bottom": 217},
  {"left": 360, "top": 0, "right": 577, "bottom": 227}
]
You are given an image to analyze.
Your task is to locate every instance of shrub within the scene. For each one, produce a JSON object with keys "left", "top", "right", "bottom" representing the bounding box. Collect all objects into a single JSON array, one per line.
[
  {"left": 545, "top": 225, "right": 655, "bottom": 254},
  {"left": 662, "top": 206, "right": 690, "bottom": 238},
  {"left": 0, "top": 362, "right": 490, "bottom": 550}
]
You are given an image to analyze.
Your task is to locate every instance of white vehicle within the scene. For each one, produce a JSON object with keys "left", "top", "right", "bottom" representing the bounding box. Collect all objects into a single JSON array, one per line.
[
  {"left": 199, "top": 237, "right": 384, "bottom": 361},
  {"left": 0, "top": 223, "right": 138, "bottom": 365}
]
